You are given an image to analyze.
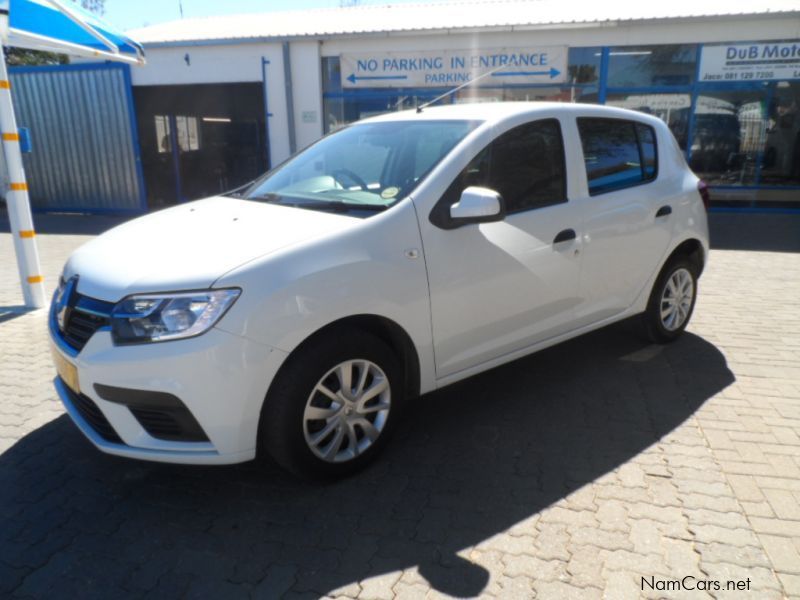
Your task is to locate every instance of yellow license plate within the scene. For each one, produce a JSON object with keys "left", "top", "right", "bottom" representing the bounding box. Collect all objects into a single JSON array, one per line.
[{"left": 51, "top": 343, "right": 80, "bottom": 394}]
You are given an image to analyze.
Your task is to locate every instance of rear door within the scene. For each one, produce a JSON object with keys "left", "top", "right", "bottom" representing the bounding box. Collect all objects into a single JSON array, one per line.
[{"left": 572, "top": 117, "right": 674, "bottom": 326}]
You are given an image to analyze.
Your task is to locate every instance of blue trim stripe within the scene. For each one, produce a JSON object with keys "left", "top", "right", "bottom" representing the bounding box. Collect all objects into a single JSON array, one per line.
[
  {"left": 120, "top": 63, "right": 148, "bottom": 211},
  {"left": 709, "top": 206, "right": 800, "bottom": 215},
  {"left": 597, "top": 47, "right": 610, "bottom": 104},
  {"left": 712, "top": 185, "right": 800, "bottom": 190},
  {"left": 9, "top": 61, "right": 123, "bottom": 74}
]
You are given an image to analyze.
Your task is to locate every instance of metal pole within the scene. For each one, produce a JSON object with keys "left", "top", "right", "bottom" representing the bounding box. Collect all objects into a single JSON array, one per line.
[
  {"left": 261, "top": 57, "right": 273, "bottom": 170},
  {"left": 282, "top": 42, "right": 296, "bottom": 155},
  {"left": 0, "top": 45, "right": 45, "bottom": 308}
]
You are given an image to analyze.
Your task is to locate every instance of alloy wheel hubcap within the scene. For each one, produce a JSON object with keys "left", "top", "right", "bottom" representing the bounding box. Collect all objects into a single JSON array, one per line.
[
  {"left": 660, "top": 268, "right": 694, "bottom": 331},
  {"left": 303, "top": 359, "right": 391, "bottom": 463}
]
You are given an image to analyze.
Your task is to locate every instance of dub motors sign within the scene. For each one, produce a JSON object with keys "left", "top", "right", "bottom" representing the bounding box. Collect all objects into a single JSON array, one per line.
[{"left": 700, "top": 41, "right": 800, "bottom": 82}]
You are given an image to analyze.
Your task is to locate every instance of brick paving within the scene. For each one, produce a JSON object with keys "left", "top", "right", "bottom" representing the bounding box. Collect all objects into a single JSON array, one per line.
[{"left": 0, "top": 212, "right": 799, "bottom": 599}]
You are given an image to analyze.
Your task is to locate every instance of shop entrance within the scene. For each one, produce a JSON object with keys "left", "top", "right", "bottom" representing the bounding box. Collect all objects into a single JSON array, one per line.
[{"left": 134, "top": 83, "right": 269, "bottom": 207}]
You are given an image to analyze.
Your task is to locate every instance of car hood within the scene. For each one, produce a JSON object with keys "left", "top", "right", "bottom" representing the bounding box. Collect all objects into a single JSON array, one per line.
[{"left": 64, "top": 196, "right": 359, "bottom": 302}]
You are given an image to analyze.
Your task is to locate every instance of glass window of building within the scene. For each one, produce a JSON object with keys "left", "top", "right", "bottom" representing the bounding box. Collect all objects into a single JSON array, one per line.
[
  {"left": 689, "top": 90, "right": 768, "bottom": 186},
  {"left": 175, "top": 116, "right": 200, "bottom": 152},
  {"left": 762, "top": 81, "right": 800, "bottom": 186},
  {"left": 323, "top": 91, "right": 448, "bottom": 133},
  {"left": 605, "top": 93, "right": 691, "bottom": 148},
  {"left": 322, "top": 57, "right": 342, "bottom": 93},
  {"left": 567, "top": 47, "right": 602, "bottom": 85},
  {"left": 607, "top": 44, "right": 698, "bottom": 88},
  {"left": 154, "top": 115, "right": 171, "bottom": 153},
  {"left": 454, "top": 85, "right": 599, "bottom": 104}
]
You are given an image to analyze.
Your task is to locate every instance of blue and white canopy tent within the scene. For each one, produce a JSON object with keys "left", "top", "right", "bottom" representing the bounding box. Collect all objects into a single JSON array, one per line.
[{"left": 0, "top": 0, "right": 145, "bottom": 308}]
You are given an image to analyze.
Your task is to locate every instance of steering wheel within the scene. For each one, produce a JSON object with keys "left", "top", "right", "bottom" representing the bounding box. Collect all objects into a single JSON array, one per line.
[{"left": 331, "top": 168, "right": 369, "bottom": 191}]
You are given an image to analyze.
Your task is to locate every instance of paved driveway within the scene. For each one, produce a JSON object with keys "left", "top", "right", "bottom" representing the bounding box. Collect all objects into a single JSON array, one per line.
[{"left": 1, "top": 212, "right": 799, "bottom": 599}]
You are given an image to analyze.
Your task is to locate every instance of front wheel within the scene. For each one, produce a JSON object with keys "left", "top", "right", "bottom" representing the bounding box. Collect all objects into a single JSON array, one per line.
[
  {"left": 260, "top": 330, "right": 404, "bottom": 480},
  {"left": 641, "top": 258, "right": 698, "bottom": 344}
]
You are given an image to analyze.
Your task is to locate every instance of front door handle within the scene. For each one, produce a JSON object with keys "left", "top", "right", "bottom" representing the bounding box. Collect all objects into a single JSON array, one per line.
[
  {"left": 553, "top": 228, "right": 576, "bottom": 244},
  {"left": 656, "top": 205, "right": 672, "bottom": 218}
]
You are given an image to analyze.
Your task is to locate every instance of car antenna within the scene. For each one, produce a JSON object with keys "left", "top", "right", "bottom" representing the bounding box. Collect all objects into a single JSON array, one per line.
[{"left": 416, "top": 65, "right": 508, "bottom": 113}]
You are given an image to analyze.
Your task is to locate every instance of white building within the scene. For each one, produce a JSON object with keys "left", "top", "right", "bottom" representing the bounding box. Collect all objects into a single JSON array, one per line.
[{"left": 12, "top": 0, "right": 800, "bottom": 212}]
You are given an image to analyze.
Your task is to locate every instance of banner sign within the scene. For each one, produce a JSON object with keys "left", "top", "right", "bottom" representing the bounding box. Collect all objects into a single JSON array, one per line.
[
  {"left": 341, "top": 47, "right": 567, "bottom": 88},
  {"left": 699, "top": 42, "right": 800, "bottom": 82}
]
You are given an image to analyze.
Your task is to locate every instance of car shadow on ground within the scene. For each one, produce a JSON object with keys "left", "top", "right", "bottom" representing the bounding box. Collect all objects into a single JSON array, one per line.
[{"left": 0, "top": 324, "right": 734, "bottom": 598}]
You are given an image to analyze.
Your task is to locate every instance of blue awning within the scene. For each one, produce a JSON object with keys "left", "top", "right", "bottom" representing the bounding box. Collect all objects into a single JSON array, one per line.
[{"left": 3, "top": 0, "right": 144, "bottom": 64}]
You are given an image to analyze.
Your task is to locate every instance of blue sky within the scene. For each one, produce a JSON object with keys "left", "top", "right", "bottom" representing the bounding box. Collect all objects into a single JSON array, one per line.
[{"left": 103, "top": 0, "right": 434, "bottom": 31}]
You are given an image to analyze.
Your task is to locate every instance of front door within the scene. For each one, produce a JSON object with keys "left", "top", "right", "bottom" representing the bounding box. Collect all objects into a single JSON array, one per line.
[{"left": 419, "top": 118, "right": 583, "bottom": 380}]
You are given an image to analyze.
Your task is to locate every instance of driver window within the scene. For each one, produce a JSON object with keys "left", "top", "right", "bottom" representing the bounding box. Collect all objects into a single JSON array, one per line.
[{"left": 435, "top": 118, "right": 567, "bottom": 222}]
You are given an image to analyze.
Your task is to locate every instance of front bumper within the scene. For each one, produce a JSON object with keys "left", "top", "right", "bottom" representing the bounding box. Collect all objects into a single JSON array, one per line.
[{"left": 50, "top": 313, "right": 288, "bottom": 465}]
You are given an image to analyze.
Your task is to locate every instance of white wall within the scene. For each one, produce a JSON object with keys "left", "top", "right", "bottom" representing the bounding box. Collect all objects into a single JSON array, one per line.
[
  {"left": 289, "top": 41, "right": 324, "bottom": 153},
  {"left": 261, "top": 44, "right": 292, "bottom": 166},
  {"left": 130, "top": 43, "right": 265, "bottom": 85}
]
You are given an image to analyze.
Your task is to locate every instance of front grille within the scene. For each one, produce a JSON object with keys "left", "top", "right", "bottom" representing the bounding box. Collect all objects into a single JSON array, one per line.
[
  {"left": 63, "top": 309, "right": 109, "bottom": 351},
  {"left": 61, "top": 380, "right": 123, "bottom": 444},
  {"left": 52, "top": 282, "right": 115, "bottom": 353}
]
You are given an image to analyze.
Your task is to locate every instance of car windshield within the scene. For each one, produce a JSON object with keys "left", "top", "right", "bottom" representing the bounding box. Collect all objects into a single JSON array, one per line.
[{"left": 242, "top": 119, "right": 479, "bottom": 212}]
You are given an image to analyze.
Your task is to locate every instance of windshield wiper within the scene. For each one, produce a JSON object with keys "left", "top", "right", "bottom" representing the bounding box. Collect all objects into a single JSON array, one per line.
[{"left": 249, "top": 194, "right": 388, "bottom": 213}]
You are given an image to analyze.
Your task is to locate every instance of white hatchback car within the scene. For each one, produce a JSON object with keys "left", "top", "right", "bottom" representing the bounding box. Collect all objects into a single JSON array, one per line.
[{"left": 50, "top": 102, "right": 709, "bottom": 478}]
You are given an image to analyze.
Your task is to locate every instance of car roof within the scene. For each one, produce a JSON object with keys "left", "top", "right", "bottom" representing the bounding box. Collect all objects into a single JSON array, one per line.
[{"left": 360, "top": 101, "right": 664, "bottom": 127}]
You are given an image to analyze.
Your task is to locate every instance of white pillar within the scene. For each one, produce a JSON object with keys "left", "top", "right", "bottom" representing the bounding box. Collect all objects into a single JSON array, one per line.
[{"left": 0, "top": 45, "right": 46, "bottom": 308}]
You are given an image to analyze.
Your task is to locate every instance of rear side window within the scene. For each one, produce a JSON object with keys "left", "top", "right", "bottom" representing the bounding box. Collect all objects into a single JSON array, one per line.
[
  {"left": 577, "top": 118, "right": 658, "bottom": 195},
  {"left": 432, "top": 119, "right": 567, "bottom": 226}
]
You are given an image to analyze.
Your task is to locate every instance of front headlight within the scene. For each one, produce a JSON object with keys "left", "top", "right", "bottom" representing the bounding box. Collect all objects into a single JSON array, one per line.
[{"left": 111, "top": 289, "right": 240, "bottom": 344}]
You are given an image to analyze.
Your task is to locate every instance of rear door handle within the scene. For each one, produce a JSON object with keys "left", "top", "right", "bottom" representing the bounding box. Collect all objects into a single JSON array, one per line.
[
  {"left": 553, "top": 228, "right": 576, "bottom": 244},
  {"left": 656, "top": 205, "right": 672, "bottom": 218}
]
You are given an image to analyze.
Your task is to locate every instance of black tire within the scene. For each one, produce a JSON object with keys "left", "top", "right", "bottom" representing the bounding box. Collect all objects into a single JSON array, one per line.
[
  {"left": 259, "top": 329, "right": 404, "bottom": 480},
  {"left": 640, "top": 257, "right": 698, "bottom": 344}
]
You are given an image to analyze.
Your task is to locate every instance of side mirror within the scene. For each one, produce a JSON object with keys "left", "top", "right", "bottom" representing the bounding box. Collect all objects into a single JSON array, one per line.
[{"left": 449, "top": 186, "right": 506, "bottom": 225}]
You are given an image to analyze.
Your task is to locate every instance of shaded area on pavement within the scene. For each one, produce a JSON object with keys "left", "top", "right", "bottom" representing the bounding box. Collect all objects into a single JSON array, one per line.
[
  {"left": 0, "top": 206, "right": 134, "bottom": 236},
  {"left": 709, "top": 212, "right": 800, "bottom": 253},
  {"left": 0, "top": 305, "right": 36, "bottom": 325},
  {"left": 0, "top": 325, "right": 734, "bottom": 598}
]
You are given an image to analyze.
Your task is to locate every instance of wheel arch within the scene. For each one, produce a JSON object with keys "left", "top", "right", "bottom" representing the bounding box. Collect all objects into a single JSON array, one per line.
[
  {"left": 664, "top": 238, "right": 705, "bottom": 277},
  {"left": 633, "top": 236, "right": 706, "bottom": 316},
  {"left": 266, "top": 313, "right": 421, "bottom": 403}
]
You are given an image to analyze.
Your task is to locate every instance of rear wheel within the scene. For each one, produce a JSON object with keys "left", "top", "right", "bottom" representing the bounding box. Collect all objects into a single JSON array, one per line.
[
  {"left": 260, "top": 330, "right": 404, "bottom": 479},
  {"left": 641, "top": 258, "right": 698, "bottom": 344}
]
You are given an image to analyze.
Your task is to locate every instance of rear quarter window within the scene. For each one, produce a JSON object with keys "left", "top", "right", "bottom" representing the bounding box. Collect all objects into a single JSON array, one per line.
[{"left": 577, "top": 118, "right": 658, "bottom": 195}]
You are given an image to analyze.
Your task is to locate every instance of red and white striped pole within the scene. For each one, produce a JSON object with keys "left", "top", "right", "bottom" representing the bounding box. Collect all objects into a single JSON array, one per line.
[{"left": 0, "top": 44, "right": 45, "bottom": 308}]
